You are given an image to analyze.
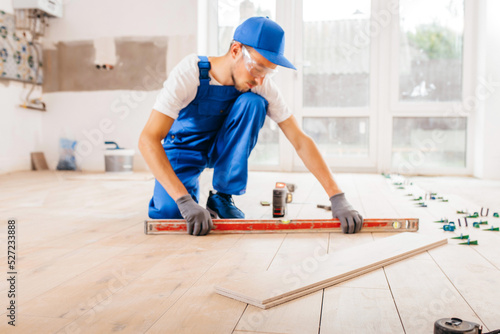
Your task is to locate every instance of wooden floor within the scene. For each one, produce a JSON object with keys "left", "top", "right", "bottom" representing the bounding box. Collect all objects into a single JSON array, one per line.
[{"left": 0, "top": 170, "right": 499, "bottom": 333}]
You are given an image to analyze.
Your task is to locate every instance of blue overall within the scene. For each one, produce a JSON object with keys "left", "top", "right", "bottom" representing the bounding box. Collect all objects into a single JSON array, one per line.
[{"left": 148, "top": 56, "right": 268, "bottom": 219}]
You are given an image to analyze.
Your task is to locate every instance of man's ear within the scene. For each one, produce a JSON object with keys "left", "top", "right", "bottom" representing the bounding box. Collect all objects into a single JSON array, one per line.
[{"left": 230, "top": 42, "right": 242, "bottom": 59}]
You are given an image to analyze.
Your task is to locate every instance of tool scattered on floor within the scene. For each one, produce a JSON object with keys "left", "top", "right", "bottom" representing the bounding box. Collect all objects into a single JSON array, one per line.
[
  {"left": 272, "top": 182, "right": 295, "bottom": 218},
  {"left": 144, "top": 218, "right": 419, "bottom": 234},
  {"left": 472, "top": 221, "right": 488, "bottom": 228},
  {"left": 451, "top": 234, "right": 469, "bottom": 240},
  {"left": 441, "top": 222, "right": 456, "bottom": 232},
  {"left": 483, "top": 226, "right": 499, "bottom": 232},
  {"left": 458, "top": 239, "right": 478, "bottom": 246},
  {"left": 272, "top": 184, "right": 287, "bottom": 217},
  {"left": 317, "top": 204, "right": 331, "bottom": 211},
  {"left": 480, "top": 207, "right": 489, "bottom": 216},
  {"left": 434, "top": 218, "right": 449, "bottom": 223},
  {"left": 494, "top": 212, "right": 499, "bottom": 218},
  {"left": 457, "top": 218, "right": 468, "bottom": 227},
  {"left": 434, "top": 317, "right": 500, "bottom": 333},
  {"left": 466, "top": 212, "right": 479, "bottom": 218}
]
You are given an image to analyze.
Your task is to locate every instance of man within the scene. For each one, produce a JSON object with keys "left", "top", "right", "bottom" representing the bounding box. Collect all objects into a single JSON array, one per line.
[{"left": 139, "top": 16, "right": 363, "bottom": 236}]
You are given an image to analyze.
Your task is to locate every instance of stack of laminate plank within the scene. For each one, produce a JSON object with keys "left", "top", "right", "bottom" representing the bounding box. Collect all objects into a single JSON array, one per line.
[{"left": 215, "top": 232, "right": 447, "bottom": 309}]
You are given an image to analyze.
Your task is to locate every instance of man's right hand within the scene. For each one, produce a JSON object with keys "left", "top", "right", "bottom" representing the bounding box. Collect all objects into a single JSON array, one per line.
[
  {"left": 176, "top": 194, "right": 214, "bottom": 236},
  {"left": 329, "top": 192, "right": 363, "bottom": 234}
]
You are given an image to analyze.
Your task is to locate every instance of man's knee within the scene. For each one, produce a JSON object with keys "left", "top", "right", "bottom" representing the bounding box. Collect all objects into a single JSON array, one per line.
[
  {"left": 148, "top": 197, "right": 182, "bottom": 219},
  {"left": 232, "top": 93, "right": 267, "bottom": 124},
  {"left": 235, "top": 92, "right": 268, "bottom": 111}
]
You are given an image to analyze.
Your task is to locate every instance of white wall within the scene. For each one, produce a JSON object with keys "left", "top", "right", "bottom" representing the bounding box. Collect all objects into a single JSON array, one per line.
[
  {"left": 41, "top": 90, "right": 158, "bottom": 171},
  {"left": 474, "top": 0, "right": 500, "bottom": 180},
  {"left": 44, "top": 0, "right": 196, "bottom": 42},
  {"left": 0, "top": 81, "right": 44, "bottom": 173},
  {"left": 39, "top": 0, "right": 197, "bottom": 171},
  {"left": 0, "top": 0, "right": 44, "bottom": 174}
]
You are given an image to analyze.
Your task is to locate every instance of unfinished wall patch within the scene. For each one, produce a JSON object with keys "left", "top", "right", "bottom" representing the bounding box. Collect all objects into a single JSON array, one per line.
[
  {"left": 42, "top": 37, "right": 170, "bottom": 92},
  {"left": 94, "top": 37, "right": 117, "bottom": 68}
]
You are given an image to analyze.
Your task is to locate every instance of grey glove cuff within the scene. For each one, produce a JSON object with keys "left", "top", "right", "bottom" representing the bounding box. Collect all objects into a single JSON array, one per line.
[
  {"left": 329, "top": 192, "right": 346, "bottom": 203},
  {"left": 176, "top": 194, "right": 195, "bottom": 208}
]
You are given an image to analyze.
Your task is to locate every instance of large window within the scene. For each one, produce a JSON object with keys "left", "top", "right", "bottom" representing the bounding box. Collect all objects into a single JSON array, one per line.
[
  {"left": 303, "top": 0, "right": 371, "bottom": 107},
  {"left": 303, "top": 117, "right": 369, "bottom": 158},
  {"left": 399, "top": 0, "right": 464, "bottom": 102},
  {"left": 209, "top": 0, "right": 474, "bottom": 174},
  {"left": 392, "top": 117, "right": 467, "bottom": 172},
  {"left": 301, "top": 0, "right": 372, "bottom": 163}
]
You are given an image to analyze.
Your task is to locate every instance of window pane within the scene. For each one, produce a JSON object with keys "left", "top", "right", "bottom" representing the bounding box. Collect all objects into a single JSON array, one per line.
[
  {"left": 303, "top": 0, "right": 371, "bottom": 107},
  {"left": 399, "top": 0, "right": 464, "bottom": 102},
  {"left": 249, "top": 118, "right": 279, "bottom": 165},
  {"left": 218, "top": 0, "right": 276, "bottom": 56},
  {"left": 303, "top": 117, "right": 369, "bottom": 157},
  {"left": 392, "top": 117, "right": 466, "bottom": 171}
]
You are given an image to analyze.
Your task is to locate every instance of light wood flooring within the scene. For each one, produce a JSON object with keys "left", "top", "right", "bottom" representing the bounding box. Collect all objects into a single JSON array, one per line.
[{"left": 0, "top": 170, "right": 499, "bottom": 333}]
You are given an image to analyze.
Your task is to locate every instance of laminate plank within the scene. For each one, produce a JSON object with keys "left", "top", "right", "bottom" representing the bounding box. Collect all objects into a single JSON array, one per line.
[
  {"left": 327, "top": 234, "right": 389, "bottom": 290},
  {"left": 320, "top": 287, "right": 404, "bottom": 334},
  {"left": 379, "top": 175, "right": 500, "bottom": 331},
  {"left": 234, "top": 233, "right": 328, "bottom": 334},
  {"left": 428, "top": 245, "right": 500, "bottom": 330},
  {"left": 235, "top": 292, "right": 322, "bottom": 334},
  {"left": 0, "top": 315, "right": 69, "bottom": 333},
  {"left": 12, "top": 245, "right": 129, "bottom": 301},
  {"left": 144, "top": 234, "right": 286, "bottom": 334},
  {"left": 233, "top": 175, "right": 392, "bottom": 334},
  {"left": 233, "top": 331, "right": 287, "bottom": 334},
  {"left": 216, "top": 233, "right": 447, "bottom": 309},
  {"left": 384, "top": 255, "right": 486, "bottom": 333},
  {"left": 416, "top": 188, "right": 500, "bottom": 269},
  {"left": 1, "top": 171, "right": 498, "bottom": 333},
  {"left": 21, "top": 234, "right": 194, "bottom": 319},
  {"left": 58, "top": 234, "right": 244, "bottom": 334},
  {"left": 342, "top": 175, "right": 475, "bottom": 333}
]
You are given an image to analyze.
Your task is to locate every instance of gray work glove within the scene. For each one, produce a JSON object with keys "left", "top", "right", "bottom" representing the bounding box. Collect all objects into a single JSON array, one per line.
[
  {"left": 330, "top": 192, "right": 363, "bottom": 234},
  {"left": 176, "top": 195, "right": 214, "bottom": 236}
]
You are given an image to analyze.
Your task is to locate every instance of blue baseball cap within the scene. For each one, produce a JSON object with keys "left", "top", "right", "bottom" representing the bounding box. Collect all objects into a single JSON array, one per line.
[{"left": 233, "top": 16, "right": 296, "bottom": 70}]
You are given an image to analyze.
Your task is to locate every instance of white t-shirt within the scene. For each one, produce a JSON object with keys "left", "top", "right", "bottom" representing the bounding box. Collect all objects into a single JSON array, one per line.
[{"left": 153, "top": 54, "right": 292, "bottom": 124}]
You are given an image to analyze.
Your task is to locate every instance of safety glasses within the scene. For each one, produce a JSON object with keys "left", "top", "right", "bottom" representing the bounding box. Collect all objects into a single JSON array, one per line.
[{"left": 241, "top": 45, "right": 278, "bottom": 79}]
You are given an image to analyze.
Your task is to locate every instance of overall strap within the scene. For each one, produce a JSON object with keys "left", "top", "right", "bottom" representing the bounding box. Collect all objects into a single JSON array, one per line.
[{"left": 198, "top": 56, "right": 211, "bottom": 85}]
